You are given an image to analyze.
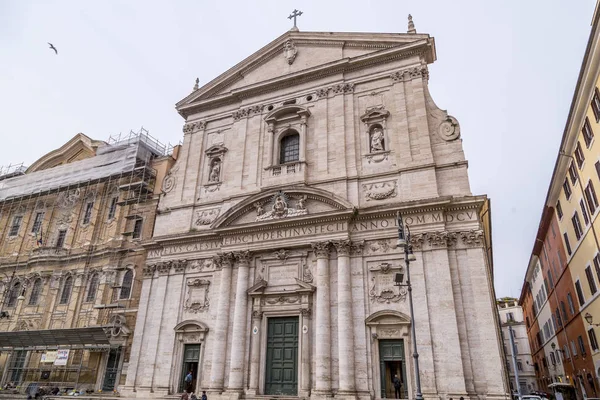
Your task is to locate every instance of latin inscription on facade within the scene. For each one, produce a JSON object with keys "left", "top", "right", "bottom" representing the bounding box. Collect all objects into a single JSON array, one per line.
[{"left": 147, "top": 211, "right": 477, "bottom": 259}]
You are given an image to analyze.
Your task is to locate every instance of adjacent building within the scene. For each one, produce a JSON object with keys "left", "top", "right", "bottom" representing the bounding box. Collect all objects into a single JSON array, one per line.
[
  {"left": 122, "top": 19, "right": 508, "bottom": 400},
  {"left": 520, "top": 2, "right": 600, "bottom": 398},
  {"left": 497, "top": 297, "right": 537, "bottom": 394},
  {"left": 0, "top": 131, "right": 176, "bottom": 392}
]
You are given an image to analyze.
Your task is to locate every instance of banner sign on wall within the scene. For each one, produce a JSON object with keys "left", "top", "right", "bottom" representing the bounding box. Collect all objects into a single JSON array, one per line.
[{"left": 53, "top": 350, "right": 70, "bottom": 366}]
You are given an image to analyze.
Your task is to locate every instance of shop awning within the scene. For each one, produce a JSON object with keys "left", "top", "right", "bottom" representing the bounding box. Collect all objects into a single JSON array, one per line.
[{"left": 0, "top": 327, "right": 112, "bottom": 350}]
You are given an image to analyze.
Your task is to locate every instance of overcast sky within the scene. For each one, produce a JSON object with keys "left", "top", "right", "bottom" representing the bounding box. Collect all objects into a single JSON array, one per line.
[{"left": 0, "top": 1, "right": 597, "bottom": 298}]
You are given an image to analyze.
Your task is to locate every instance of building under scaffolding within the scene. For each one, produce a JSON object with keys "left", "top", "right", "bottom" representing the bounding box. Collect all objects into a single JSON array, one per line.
[{"left": 0, "top": 129, "right": 178, "bottom": 395}]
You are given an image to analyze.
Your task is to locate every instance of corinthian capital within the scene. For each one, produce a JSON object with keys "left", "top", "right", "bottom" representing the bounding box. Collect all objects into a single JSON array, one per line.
[
  {"left": 332, "top": 239, "right": 351, "bottom": 257},
  {"left": 311, "top": 241, "right": 331, "bottom": 259},
  {"left": 234, "top": 250, "right": 253, "bottom": 266},
  {"left": 214, "top": 252, "right": 235, "bottom": 269}
]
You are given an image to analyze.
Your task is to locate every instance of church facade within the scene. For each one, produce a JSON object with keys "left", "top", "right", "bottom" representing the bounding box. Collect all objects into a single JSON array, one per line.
[{"left": 122, "top": 23, "right": 508, "bottom": 400}]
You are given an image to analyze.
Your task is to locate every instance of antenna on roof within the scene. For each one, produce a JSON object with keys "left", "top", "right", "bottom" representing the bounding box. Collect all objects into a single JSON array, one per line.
[{"left": 408, "top": 14, "right": 416, "bottom": 34}]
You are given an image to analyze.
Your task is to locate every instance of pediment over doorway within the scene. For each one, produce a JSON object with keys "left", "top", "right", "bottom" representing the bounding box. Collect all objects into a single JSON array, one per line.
[
  {"left": 211, "top": 187, "right": 354, "bottom": 228},
  {"left": 365, "top": 310, "right": 411, "bottom": 326}
]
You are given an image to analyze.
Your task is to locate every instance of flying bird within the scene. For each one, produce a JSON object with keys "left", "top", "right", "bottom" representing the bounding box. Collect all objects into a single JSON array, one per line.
[{"left": 48, "top": 43, "right": 58, "bottom": 55}]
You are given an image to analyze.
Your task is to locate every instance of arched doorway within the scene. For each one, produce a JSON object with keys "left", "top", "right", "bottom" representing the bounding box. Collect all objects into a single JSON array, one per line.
[
  {"left": 366, "top": 310, "right": 411, "bottom": 399},
  {"left": 172, "top": 321, "right": 209, "bottom": 394}
]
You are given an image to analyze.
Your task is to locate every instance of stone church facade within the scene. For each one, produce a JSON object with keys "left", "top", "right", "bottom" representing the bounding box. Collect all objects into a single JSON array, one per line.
[{"left": 122, "top": 24, "right": 508, "bottom": 400}]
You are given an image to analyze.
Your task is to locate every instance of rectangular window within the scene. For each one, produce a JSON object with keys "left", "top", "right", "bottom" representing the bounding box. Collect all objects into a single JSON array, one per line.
[
  {"left": 507, "top": 312, "right": 514, "bottom": 322},
  {"left": 557, "top": 201, "right": 564, "bottom": 219},
  {"left": 568, "top": 292, "right": 576, "bottom": 314},
  {"left": 572, "top": 212, "right": 584, "bottom": 240},
  {"left": 575, "top": 141, "right": 585, "bottom": 168},
  {"left": 575, "top": 280, "right": 586, "bottom": 306},
  {"left": 107, "top": 197, "right": 118, "bottom": 220},
  {"left": 589, "top": 328, "right": 599, "bottom": 351},
  {"left": 581, "top": 199, "right": 590, "bottom": 225},
  {"left": 548, "top": 268, "right": 554, "bottom": 289},
  {"left": 556, "top": 350, "right": 562, "bottom": 364},
  {"left": 552, "top": 314, "right": 558, "bottom": 331},
  {"left": 569, "top": 162, "right": 578, "bottom": 184},
  {"left": 8, "top": 215, "right": 22, "bottom": 236},
  {"left": 592, "top": 87, "right": 600, "bottom": 122},
  {"left": 585, "top": 180, "right": 599, "bottom": 214},
  {"left": 583, "top": 117, "right": 594, "bottom": 147},
  {"left": 550, "top": 352, "right": 556, "bottom": 365},
  {"left": 586, "top": 266, "right": 598, "bottom": 295},
  {"left": 564, "top": 344, "right": 571, "bottom": 360},
  {"left": 551, "top": 222, "right": 557, "bottom": 237},
  {"left": 564, "top": 179, "right": 573, "bottom": 200},
  {"left": 55, "top": 229, "right": 67, "bottom": 248},
  {"left": 578, "top": 335, "right": 587, "bottom": 355},
  {"left": 132, "top": 218, "right": 143, "bottom": 239},
  {"left": 596, "top": 161, "right": 600, "bottom": 181},
  {"left": 556, "top": 308, "right": 563, "bottom": 328},
  {"left": 82, "top": 202, "right": 94, "bottom": 225},
  {"left": 571, "top": 340, "right": 578, "bottom": 356},
  {"left": 594, "top": 254, "right": 600, "bottom": 282},
  {"left": 31, "top": 212, "right": 44, "bottom": 233},
  {"left": 517, "top": 361, "right": 523, "bottom": 371},
  {"left": 564, "top": 233, "right": 572, "bottom": 255}
]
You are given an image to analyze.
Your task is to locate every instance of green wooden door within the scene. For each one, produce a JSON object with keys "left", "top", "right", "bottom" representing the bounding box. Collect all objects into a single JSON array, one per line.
[
  {"left": 265, "top": 317, "right": 298, "bottom": 395},
  {"left": 379, "top": 340, "right": 407, "bottom": 398},
  {"left": 179, "top": 344, "right": 200, "bottom": 393}
]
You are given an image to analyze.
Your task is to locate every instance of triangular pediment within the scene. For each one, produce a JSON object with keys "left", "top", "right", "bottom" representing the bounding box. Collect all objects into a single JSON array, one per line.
[
  {"left": 177, "top": 31, "right": 435, "bottom": 115},
  {"left": 211, "top": 187, "right": 354, "bottom": 229}
]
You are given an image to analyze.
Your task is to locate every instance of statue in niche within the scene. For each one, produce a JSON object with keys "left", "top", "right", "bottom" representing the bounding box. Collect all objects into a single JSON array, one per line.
[
  {"left": 370, "top": 127, "right": 385, "bottom": 152},
  {"left": 208, "top": 159, "right": 221, "bottom": 183}
]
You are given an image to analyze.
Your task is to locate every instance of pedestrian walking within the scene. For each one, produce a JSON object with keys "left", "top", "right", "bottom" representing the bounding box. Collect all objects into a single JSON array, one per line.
[
  {"left": 201, "top": 391, "right": 208, "bottom": 400},
  {"left": 185, "top": 370, "right": 193, "bottom": 393},
  {"left": 393, "top": 374, "right": 402, "bottom": 399}
]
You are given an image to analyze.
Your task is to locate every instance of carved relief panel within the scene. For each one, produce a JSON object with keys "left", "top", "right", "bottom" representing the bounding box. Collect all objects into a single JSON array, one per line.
[
  {"left": 367, "top": 260, "right": 407, "bottom": 304},
  {"left": 184, "top": 278, "right": 211, "bottom": 313},
  {"left": 255, "top": 250, "right": 308, "bottom": 289}
]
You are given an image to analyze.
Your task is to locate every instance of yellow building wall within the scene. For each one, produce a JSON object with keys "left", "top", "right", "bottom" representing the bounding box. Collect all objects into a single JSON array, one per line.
[{"left": 555, "top": 74, "right": 600, "bottom": 371}]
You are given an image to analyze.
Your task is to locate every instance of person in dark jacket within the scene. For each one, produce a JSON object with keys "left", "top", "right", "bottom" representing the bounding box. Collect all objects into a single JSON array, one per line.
[{"left": 393, "top": 374, "right": 402, "bottom": 399}]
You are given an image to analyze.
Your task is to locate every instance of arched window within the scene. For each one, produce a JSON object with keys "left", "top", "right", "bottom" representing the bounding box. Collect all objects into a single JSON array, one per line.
[
  {"left": 119, "top": 270, "right": 133, "bottom": 300},
  {"left": 86, "top": 274, "right": 99, "bottom": 302},
  {"left": 28, "top": 278, "right": 43, "bottom": 306},
  {"left": 280, "top": 133, "right": 300, "bottom": 164},
  {"left": 6, "top": 282, "right": 20, "bottom": 308},
  {"left": 59, "top": 276, "right": 72, "bottom": 305}
]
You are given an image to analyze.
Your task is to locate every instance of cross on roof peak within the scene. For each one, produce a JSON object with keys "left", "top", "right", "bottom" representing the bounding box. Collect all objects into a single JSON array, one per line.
[{"left": 288, "top": 9, "right": 303, "bottom": 31}]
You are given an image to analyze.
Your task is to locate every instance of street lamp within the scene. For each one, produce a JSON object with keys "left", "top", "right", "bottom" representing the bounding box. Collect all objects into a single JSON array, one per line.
[
  {"left": 584, "top": 313, "right": 600, "bottom": 327},
  {"left": 394, "top": 212, "right": 423, "bottom": 400}
]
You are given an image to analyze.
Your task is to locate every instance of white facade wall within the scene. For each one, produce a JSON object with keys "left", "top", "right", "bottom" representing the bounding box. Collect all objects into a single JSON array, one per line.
[{"left": 121, "top": 30, "right": 508, "bottom": 400}]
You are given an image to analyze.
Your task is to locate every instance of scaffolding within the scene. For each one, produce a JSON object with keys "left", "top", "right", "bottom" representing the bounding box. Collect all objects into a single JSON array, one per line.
[{"left": 0, "top": 128, "right": 173, "bottom": 394}]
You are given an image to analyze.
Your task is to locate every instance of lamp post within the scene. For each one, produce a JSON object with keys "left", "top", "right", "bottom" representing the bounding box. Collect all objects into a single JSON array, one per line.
[
  {"left": 585, "top": 313, "right": 600, "bottom": 327},
  {"left": 394, "top": 212, "right": 423, "bottom": 400}
]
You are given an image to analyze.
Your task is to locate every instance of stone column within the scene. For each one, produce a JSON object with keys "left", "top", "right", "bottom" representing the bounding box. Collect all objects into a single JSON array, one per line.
[
  {"left": 227, "top": 251, "right": 253, "bottom": 392},
  {"left": 311, "top": 241, "right": 332, "bottom": 395},
  {"left": 247, "top": 307, "right": 262, "bottom": 395},
  {"left": 209, "top": 253, "right": 234, "bottom": 392},
  {"left": 333, "top": 240, "right": 356, "bottom": 395}
]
